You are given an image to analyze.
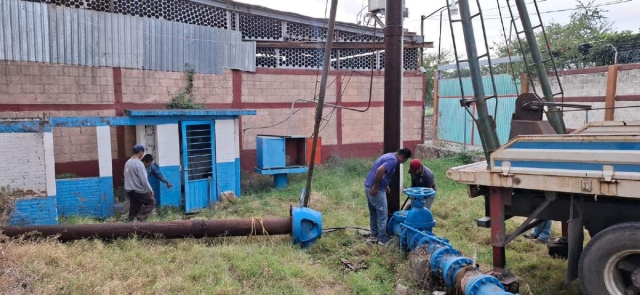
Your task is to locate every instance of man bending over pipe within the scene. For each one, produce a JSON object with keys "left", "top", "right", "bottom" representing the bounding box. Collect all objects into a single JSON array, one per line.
[
  {"left": 408, "top": 159, "right": 436, "bottom": 209},
  {"left": 364, "top": 148, "right": 412, "bottom": 246}
]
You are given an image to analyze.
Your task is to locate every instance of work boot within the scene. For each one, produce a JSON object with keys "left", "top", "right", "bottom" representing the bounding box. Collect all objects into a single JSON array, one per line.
[
  {"left": 523, "top": 233, "right": 538, "bottom": 240},
  {"left": 377, "top": 240, "right": 390, "bottom": 247}
]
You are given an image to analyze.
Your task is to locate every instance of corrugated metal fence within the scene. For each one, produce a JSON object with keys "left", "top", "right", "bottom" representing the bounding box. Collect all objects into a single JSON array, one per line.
[
  {"left": 0, "top": 0, "right": 255, "bottom": 74},
  {"left": 437, "top": 74, "right": 520, "bottom": 146}
]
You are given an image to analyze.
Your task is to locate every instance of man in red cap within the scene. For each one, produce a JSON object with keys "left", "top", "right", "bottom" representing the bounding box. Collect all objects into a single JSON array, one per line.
[{"left": 408, "top": 159, "right": 436, "bottom": 209}]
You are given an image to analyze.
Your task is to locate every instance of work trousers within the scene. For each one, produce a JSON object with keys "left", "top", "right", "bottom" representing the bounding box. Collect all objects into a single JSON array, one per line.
[
  {"left": 127, "top": 191, "right": 156, "bottom": 222},
  {"left": 365, "top": 186, "right": 388, "bottom": 243}
]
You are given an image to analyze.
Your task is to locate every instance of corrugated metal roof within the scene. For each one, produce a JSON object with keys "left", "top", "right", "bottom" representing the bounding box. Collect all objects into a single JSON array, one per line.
[{"left": 0, "top": 0, "right": 255, "bottom": 73}]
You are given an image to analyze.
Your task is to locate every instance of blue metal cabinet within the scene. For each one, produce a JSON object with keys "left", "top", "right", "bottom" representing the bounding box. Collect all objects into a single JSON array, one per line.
[{"left": 256, "top": 136, "right": 286, "bottom": 169}]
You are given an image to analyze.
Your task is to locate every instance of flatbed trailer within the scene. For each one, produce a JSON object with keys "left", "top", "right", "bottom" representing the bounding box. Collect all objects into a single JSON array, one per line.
[{"left": 446, "top": 121, "right": 640, "bottom": 294}]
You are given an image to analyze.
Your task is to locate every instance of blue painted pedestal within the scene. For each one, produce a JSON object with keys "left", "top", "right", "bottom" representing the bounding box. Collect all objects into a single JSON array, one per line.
[{"left": 254, "top": 166, "right": 309, "bottom": 189}]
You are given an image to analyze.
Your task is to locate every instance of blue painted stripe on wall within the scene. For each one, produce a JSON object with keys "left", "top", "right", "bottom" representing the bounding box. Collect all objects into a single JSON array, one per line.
[
  {"left": 217, "top": 162, "right": 238, "bottom": 198},
  {"left": 156, "top": 165, "right": 181, "bottom": 207},
  {"left": 509, "top": 141, "right": 640, "bottom": 150},
  {"left": 494, "top": 160, "right": 640, "bottom": 173},
  {"left": 56, "top": 177, "right": 114, "bottom": 218},
  {"left": 9, "top": 196, "right": 58, "bottom": 226},
  {"left": 0, "top": 121, "right": 51, "bottom": 133}
]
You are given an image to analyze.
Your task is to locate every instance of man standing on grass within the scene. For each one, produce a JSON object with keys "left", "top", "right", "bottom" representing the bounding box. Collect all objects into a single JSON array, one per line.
[
  {"left": 408, "top": 159, "right": 436, "bottom": 209},
  {"left": 141, "top": 154, "right": 173, "bottom": 216},
  {"left": 124, "top": 144, "right": 155, "bottom": 222},
  {"left": 364, "top": 148, "right": 412, "bottom": 246}
]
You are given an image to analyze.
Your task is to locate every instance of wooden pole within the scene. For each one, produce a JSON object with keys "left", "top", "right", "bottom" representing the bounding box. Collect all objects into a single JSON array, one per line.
[{"left": 604, "top": 65, "right": 618, "bottom": 121}]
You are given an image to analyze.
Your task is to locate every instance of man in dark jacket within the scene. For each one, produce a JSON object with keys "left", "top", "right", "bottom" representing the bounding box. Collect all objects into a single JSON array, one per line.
[{"left": 408, "top": 159, "right": 436, "bottom": 209}]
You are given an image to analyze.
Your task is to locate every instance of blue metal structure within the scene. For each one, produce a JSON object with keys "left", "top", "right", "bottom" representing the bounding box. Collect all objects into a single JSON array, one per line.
[
  {"left": 388, "top": 188, "right": 517, "bottom": 295},
  {"left": 181, "top": 122, "right": 217, "bottom": 212},
  {"left": 254, "top": 135, "right": 310, "bottom": 189},
  {"left": 256, "top": 136, "right": 287, "bottom": 169}
]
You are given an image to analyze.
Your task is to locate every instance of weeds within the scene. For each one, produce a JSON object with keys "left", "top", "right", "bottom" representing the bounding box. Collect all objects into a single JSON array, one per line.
[
  {"left": 167, "top": 67, "right": 205, "bottom": 110},
  {"left": 55, "top": 173, "right": 78, "bottom": 179},
  {"left": 0, "top": 158, "right": 583, "bottom": 294}
]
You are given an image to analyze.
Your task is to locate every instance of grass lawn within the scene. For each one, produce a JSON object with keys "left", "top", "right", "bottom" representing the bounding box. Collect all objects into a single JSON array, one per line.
[{"left": 0, "top": 157, "right": 583, "bottom": 294}]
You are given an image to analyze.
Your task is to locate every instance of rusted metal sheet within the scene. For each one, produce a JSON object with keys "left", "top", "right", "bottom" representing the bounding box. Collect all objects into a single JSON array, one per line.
[{"left": 0, "top": 218, "right": 292, "bottom": 241}]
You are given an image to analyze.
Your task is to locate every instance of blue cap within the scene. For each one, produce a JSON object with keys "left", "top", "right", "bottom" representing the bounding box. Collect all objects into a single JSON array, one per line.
[{"left": 133, "top": 144, "right": 145, "bottom": 154}]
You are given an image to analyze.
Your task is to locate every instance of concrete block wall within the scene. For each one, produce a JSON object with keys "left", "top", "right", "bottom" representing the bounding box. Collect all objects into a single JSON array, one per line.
[
  {"left": 9, "top": 196, "right": 58, "bottom": 226},
  {"left": 121, "top": 69, "right": 233, "bottom": 104},
  {"left": 0, "top": 133, "right": 47, "bottom": 195},
  {"left": 215, "top": 119, "right": 240, "bottom": 197},
  {"left": 0, "top": 61, "right": 114, "bottom": 105},
  {"left": 242, "top": 73, "right": 337, "bottom": 103},
  {"left": 154, "top": 124, "right": 181, "bottom": 207},
  {"left": 241, "top": 107, "right": 338, "bottom": 149},
  {"left": 529, "top": 65, "right": 640, "bottom": 130},
  {"left": 56, "top": 177, "right": 114, "bottom": 218}
]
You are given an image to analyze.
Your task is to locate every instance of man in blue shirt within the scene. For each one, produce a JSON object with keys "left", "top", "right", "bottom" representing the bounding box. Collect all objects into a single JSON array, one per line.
[
  {"left": 364, "top": 148, "right": 412, "bottom": 246},
  {"left": 142, "top": 154, "right": 173, "bottom": 189}
]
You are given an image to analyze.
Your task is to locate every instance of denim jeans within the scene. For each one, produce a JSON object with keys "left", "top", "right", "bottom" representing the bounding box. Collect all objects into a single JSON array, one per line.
[
  {"left": 365, "top": 186, "right": 388, "bottom": 243},
  {"left": 424, "top": 196, "right": 435, "bottom": 210},
  {"left": 531, "top": 220, "right": 552, "bottom": 242}
]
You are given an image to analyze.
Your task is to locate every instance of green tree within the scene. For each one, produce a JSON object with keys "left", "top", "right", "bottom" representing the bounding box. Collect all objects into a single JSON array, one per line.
[
  {"left": 493, "top": 0, "right": 616, "bottom": 70},
  {"left": 422, "top": 49, "right": 453, "bottom": 107}
]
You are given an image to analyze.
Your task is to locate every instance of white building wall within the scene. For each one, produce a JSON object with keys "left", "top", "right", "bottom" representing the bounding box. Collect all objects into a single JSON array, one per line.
[{"left": 0, "top": 133, "right": 47, "bottom": 195}]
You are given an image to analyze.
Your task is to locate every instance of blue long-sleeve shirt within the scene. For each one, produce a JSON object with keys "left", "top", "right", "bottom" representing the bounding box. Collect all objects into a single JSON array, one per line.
[{"left": 146, "top": 163, "right": 170, "bottom": 184}]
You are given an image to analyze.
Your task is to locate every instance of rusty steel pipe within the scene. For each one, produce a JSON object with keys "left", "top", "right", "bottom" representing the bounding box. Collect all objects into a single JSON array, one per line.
[{"left": 0, "top": 218, "right": 292, "bottom": 242}]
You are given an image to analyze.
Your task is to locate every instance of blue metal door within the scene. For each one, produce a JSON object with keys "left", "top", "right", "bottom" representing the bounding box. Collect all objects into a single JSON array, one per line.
[{"left": 181, "top": 121, "right": 216, "bottom": 212}]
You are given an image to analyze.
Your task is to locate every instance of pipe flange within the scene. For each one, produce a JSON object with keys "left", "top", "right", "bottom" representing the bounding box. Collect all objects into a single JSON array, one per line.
[{"left": 464, "top": 274, "right": 506, "bottom": 295}]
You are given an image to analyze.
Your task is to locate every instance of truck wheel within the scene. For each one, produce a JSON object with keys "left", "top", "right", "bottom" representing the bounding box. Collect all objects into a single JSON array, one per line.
[{"left": 579, "top": 222, "right": 640, "bottom": 295}]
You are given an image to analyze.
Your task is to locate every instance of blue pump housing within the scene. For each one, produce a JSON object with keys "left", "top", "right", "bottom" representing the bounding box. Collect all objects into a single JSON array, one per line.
[
  {"left": 390, "top": 188, "right": 517, "bottom": 295},
  {"left": 291, "top": 206, "right": 322, "bottom": 248}
]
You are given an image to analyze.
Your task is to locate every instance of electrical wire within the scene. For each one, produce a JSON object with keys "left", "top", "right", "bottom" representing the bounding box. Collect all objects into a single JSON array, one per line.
[{"left": 422, "top": 0, "right": 633, "bottom": 21}]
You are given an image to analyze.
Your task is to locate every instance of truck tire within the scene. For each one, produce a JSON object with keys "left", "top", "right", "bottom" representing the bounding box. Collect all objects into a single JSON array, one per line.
[{"left": 579, "top": 222, "right": 640, "bottom": 295}]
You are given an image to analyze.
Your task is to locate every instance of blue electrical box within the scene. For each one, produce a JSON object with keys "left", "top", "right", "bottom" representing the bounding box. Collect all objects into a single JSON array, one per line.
[{"left": 256, "top": 136, "right": 286, "bottom": 169}]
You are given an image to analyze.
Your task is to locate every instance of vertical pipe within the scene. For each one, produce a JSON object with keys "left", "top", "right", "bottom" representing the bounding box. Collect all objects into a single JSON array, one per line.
[
  {"left": 604, "top": 64, "right": 618, "bottom": 121},
  {"left": 420, "top": 15, "right": 425, "bottom": 68},
  {"left": 384, "top": 0, "right": 403, "bottom": 216},
  {"left": 514, "top": 0, "right": 566, "bottom": 134},
  {"left": 457, "top": 0, "right": 500, "bottom": 160},
  {"left": 303, "top": 0, "right": 338, "bottom": 207}
]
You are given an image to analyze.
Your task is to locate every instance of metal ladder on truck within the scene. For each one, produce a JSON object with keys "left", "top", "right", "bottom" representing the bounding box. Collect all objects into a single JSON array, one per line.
[{"left": 444, "top": 0, "right": 569, "bottom": 292}]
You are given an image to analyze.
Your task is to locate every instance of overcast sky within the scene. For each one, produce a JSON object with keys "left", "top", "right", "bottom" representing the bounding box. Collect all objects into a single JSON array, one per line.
[{"left": 235, "top": 0, "right": 639, "bottom": 59}]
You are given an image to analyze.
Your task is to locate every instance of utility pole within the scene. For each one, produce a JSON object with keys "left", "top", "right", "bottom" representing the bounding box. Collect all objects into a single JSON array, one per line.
[
  {"left": 384, "top": 0, "right": 403, "bottom": 217},
  {"left": 303, "top": 0, "right": 338, "bottom": 207}
]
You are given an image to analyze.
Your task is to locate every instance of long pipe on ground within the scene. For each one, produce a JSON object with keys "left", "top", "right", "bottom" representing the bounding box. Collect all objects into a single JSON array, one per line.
[{"left": 0, "top": 218, "right": 292, "bottom": 242}]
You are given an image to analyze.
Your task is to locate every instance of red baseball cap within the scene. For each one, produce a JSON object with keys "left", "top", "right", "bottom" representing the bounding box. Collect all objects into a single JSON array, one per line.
[{"left": 408, "top": 159, "right": 422, "bottom": 173}]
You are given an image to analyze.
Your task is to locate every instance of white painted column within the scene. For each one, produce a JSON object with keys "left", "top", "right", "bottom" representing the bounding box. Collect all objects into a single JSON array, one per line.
[
  {"left": 135, "top": 125, "right": 146, "bottom": 147},
  {"left": 96, "top": 126, "right": 113, "bottom": 177},
  {"left": 155, "top": 124, "right": 180, "bottom": 167},
  {"left": 215, "top": 119, "right": 236, "bottom": 164},
  {"left": 42, "top": 132, "right": 57, "bottom": 197},
  {"left": 234, "top": 118, "right": 240, "bottom": 160}
]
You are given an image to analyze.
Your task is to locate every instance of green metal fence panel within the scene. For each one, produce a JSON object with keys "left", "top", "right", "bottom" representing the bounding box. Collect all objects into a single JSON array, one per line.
[{"left": 437, "top": 74, "right": 520, "bottom": 145}]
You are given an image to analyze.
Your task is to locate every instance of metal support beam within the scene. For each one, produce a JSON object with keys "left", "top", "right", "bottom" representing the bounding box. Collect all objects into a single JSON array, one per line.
[
  {"left": 303, "top": 0, "right": 338, "bottom": 207},
  {"left": 0, "top": 218, "right": 292, "bottom": 241},
  {"left": 514, "top": 0, "right": 566, "bottom": 135},
  {"left": 384, "top": 0, "right": 403, "bottom": 217},
  {"left": 490, "top": 187, "right": 509, "bottom": 272},
  {"left": 457, "top": 0, "right": 501, "bottom": 160},
  {"left": 256, "top": 41, "right": 432, "bottom": 49}
]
